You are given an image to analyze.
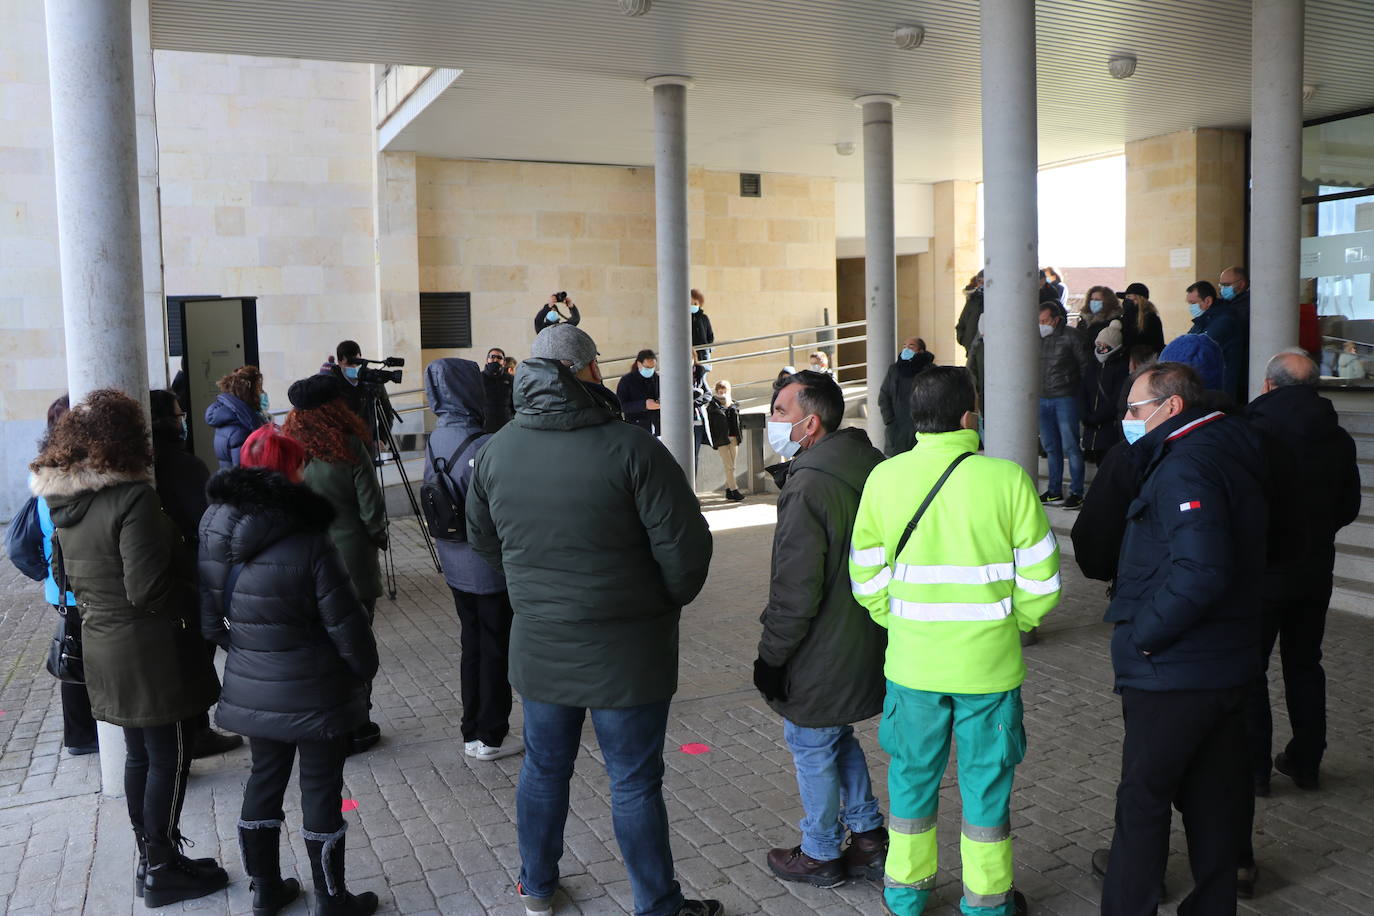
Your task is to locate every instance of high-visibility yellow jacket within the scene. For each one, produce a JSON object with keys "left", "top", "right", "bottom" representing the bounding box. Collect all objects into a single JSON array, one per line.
[{"left": 849, "top": 428, "right": 1060, "bottom": 694}]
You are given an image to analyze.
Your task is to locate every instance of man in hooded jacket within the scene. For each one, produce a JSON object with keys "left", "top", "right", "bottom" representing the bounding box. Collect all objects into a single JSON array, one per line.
[
  {"left": 424, "top": 358, "right": 521, "bottom": 763},
  {"left": 878, "top": 337, "right": 935, "bottom": 457},
  {"left": 751, "top": 371, "right": 888, "bottom": 889},
  {"left": 466, "top": 324, "right": 721, "bottom": 916}
]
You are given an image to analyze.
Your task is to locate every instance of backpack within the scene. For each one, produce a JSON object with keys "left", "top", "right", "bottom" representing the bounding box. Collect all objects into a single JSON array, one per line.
[
  {"left": 420, "top": 432, "right": 483, "bottom": 542},
  {"left": 6, "top": 496, "right": 48, "bottom": 582}
]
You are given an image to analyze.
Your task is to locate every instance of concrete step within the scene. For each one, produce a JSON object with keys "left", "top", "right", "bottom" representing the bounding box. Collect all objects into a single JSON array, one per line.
[
  {"left": 1359, "top": 459, "right": 1374, "bottom": 489},
  {"left": 1331, "top": 576, "right": 1374, "bottom": 619},
  {"left": 1336, "top": 409, "right": 1374, "bottom": 436},
  {"left": 1336, "top": 518, "right": 1374, "bottom": 550},
  {"left": 1333, "top": 541, "right": 1374, "bottom": 581},
  {"left": 1353, "top": 432, "right": 1374, "bottom": 461}
]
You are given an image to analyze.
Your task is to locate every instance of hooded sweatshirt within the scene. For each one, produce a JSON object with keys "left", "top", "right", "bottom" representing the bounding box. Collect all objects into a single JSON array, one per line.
[{"left": 424, "top": 358, "right": 507, "bottom": 595}]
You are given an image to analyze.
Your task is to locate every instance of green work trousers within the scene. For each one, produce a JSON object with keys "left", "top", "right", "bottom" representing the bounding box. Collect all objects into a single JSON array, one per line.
[{"left": 879, "top": 681, "right": 1026, "bottom": 916}]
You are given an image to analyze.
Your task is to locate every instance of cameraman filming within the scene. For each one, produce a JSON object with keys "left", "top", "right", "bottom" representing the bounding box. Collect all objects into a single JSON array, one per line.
[
  {"left": 321, "top": 340, "right": 400, "bottom": 454},
  {"left": 533, "top": 292, "right": 581, "bottom": 335}
]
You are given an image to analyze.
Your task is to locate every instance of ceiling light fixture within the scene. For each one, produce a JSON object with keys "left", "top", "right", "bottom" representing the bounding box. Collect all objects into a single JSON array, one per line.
[
  {"left": 835, "top": 142, "right": 856, "bottom": 156},
  {"left": 893, "top": 25, "right": 925, "bottom": 50},
  {"left": 618, "top": 0, "right": 651, "bottom": 16},
  {"left": 1303, "top": 83, "right": 1318, "bottom": 103},
  {"left": 1108, "top": 54, "right": 1137, "bottom": 79}
]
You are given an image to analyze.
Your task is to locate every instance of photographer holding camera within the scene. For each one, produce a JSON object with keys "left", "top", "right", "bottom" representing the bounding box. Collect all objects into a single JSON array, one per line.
[
  {"left": 321, "top": 341, "right": 401, "bottom": 453},
  {"left": 533, "top": 292, "right": 581, "bottom": 335}
]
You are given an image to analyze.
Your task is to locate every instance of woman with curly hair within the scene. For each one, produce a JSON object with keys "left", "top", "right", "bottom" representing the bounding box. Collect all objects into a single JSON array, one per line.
[
  {"left": 29, "top": 389, "right": 227, "bottom": 907},
  {"left": 1079, "top": 286, "right": 1126, "bottom": 345},
  {"left": 205, "top": 365, "right": 267, "bottom": 469},
  {"left": 282, "top": 375, "right": 387, "bottom": 755},
  {"left": 201, "top": 425, "right": 380, "bottom": 915}
]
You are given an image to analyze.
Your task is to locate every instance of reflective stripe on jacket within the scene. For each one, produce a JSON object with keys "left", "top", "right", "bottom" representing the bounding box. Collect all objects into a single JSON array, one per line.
[{"left": 849, "top": 428, "right": 1060, "bottom": 694}]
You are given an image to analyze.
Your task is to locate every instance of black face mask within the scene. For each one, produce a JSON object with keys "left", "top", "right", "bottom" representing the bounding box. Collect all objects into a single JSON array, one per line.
[{"left": 484, "top": 361, "right": 504, "bottom": 376}]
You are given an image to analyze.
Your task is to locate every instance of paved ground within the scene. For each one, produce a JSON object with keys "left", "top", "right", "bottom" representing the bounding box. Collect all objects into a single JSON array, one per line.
[{"left": 1, "top": 492, "right": 1372, "bottom": 915}]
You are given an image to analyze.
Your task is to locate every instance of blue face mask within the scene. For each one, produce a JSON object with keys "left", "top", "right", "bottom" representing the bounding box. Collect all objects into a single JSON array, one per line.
[
  {"left": 639, "top": 366, "right": 656, "bottom": 378},
  {"left": 1122, "top": 400, "right": 1165, "bottom": 445},
  {"left": 899, "top": 347, "right": 915, "bottom": 361},
  {"left": 343, "top": 365, "right": 360, "bottom": 381},
  {"left": 260, "top": 392, "right": 270, "bottom": 413},
  {"left": 1219, "top": 284, "right": 1236, "bottom": 300},
  {"left": 1188, "top": 302, "right": 1204, "bottom": 320},
  {"left": 690, "top": 304, "right": 701, "bottom": 314},
  {"left": 545, "top": 310, "right": 560, "bottom": 323},
  {"left": 1089, "top": 300, "right": 1103, "bottom": 314},
  {"left": 178, "top": 417, "right": 188, "bottom": 441}
]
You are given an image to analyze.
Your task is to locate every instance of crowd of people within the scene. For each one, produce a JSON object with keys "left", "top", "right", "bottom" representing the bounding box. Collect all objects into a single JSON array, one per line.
[{"left": 10, "top": 266, "right": 1363, "bottom": 916}]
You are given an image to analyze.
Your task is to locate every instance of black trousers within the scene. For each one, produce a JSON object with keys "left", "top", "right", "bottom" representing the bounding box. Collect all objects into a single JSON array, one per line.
[
  {"left": 1244, "top": 589, "right": 1331, "bottom": 780},
  {"left": 53, "top": 606, "right": 97, "bottom": 749},
  {"left": 450, "top": 587, "right": 514, "bottom": 747},
  {"left": 124, "top": 718, "right": 195, "bottom": 844},
  {"left": 189, "top": 641, "right": 219, "bottom": 734},
  {"left": 1103, "top": 687, "right": 1247, "bottom": 916},
  {"left": 242, "top": 735, "right": 350, "bottom": 834}
]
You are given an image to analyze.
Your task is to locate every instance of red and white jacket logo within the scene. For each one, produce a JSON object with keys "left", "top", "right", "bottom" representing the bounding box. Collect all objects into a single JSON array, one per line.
[{"left": 1178, "top": 500, "right": 1201, "bottom": 512}]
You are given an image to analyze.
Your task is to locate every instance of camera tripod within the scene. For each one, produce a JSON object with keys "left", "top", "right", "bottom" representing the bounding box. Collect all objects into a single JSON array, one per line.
[{"left": 368, "top": 389, "right": 441, "bottom": 599}]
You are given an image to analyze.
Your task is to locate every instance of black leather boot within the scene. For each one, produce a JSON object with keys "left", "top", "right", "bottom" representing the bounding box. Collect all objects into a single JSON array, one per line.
[
  {"left": 133, "top": 829, "right": 218, "bottom": 899},
  {"left": 143, "top": 838, "right": 228, "bottom": 908},
  {"left": 304, "top": 823, "right": 378, "bottom": 915},
  {"left": 239, "top": 819, "right": 301, "bottom": 916}
]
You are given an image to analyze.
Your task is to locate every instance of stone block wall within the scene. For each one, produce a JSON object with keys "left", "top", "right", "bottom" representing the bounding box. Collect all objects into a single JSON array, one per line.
[
  {"left": 1125, "top": 128, "right": 1247, "bottom": 337},
  {"left": 415, "top": 159, "right": 837, "bottom": 391}
]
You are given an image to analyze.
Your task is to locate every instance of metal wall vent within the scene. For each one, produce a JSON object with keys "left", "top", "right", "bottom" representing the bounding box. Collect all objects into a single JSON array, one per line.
[
  {"left": 739, "top": 173, "right": 762, "bottom": 197},
  {"left": 420, "top": 291, "right": 473, "bottom": 349}
]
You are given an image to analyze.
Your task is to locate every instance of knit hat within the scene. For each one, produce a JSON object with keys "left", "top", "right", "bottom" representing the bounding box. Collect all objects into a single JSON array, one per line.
[
  {"left": 531, "top": 323, "right": 599, "bottom": 372},
  {"left": 287, "top": 374, "right": 344, "bottom": 410},
  {"left": 1160, "top": 333, "right": 1225, "bottom": 391},
  {"left": 1118, "top": 281, "right": 1150, "bottom": 299},
  {"left": 1095, "top": 320, "right": 1124, "bottom": 351}
]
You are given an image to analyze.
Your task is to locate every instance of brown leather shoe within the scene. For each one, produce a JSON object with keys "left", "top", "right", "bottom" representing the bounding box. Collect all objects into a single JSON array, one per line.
[
  {"left": 841, "top": 827, "right": 888, "bottom": 880},
  {"left": 766, "top": 845, "right": 845, "bottom": 888}
]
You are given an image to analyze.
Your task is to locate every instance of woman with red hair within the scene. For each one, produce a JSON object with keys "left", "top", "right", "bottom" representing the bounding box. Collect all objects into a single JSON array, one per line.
[
  {"left": 281, "top": 375, "right": 387, "bottom": 756},
  {"left": 201, "top": 424, "right": 380, "bottom": 915}
]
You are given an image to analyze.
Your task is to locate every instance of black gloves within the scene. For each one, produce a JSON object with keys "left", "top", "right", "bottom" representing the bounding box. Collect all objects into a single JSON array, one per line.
[{"left": 752, "top": 657, "right": 787, "bottom": 702}]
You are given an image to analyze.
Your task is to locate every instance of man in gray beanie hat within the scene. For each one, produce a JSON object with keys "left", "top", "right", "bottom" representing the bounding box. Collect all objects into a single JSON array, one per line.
[
  {"left": 527, "top": 323, "right": 622, "bottom": 418},
  {"left": 469, "top": 323, "right": 718, "bottom": 916}
]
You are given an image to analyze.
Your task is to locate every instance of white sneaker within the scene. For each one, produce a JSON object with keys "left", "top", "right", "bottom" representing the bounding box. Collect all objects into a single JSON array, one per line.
[
  {"left": 473, "top": 737, "right": 524, "bottom": 761},
  {"left": 463, "top": 740, "right": 480, "bottom": 757}
]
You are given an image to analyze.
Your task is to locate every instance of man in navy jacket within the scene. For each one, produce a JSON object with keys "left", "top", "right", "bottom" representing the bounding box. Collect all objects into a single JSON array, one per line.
[
  {"left": 1100, "top": 361, "right": 1267, "bottom": 916},
  {"left": 616, "top": 349, "right": 661, "bottom": 435}
]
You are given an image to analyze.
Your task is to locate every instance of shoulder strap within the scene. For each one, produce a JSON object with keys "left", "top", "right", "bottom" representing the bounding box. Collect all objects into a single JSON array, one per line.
[
  {"left": 894, "top": 451, "right": 974, "bottom": 561},
  {"left": 434, "top": 431, "right": 484, "bottom": 478},
  {"left": 51, "top": 530, "right": 72, "bottom": 602}
]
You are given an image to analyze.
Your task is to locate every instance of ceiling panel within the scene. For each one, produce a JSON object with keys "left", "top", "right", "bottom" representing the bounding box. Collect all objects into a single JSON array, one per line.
[{"left": 149, "top": 0, "right": 1374, "bottom": 182}]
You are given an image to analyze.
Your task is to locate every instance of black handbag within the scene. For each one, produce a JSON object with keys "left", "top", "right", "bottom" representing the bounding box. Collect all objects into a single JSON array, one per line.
[{"left": 44, "top": 533, "right": 84, "bottom": 685}]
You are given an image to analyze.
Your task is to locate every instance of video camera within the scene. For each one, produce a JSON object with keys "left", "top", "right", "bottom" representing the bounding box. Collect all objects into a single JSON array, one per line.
[{"left": 354, "top": 356, "right": 405, "bottom": 385}]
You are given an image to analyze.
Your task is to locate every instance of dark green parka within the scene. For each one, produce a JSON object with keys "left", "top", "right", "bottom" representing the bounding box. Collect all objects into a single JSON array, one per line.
[
  {"left": 302, "top": 436, "right": 387, "bottom": 603},
  {"left": 466, "top": 358, "right": 713, "bottom": 709},
  {"left": 31, "top": 466, "right": 219, "bottom": 728},
  {"left": 757, "top": 427, "right": 887, "bottom": 727}
]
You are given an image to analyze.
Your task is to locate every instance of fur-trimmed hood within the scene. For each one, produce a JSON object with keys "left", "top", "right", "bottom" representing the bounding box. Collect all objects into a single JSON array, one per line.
[
  {"left": 201, "top": 467, "right": 335, "bottom": 565},
  {"left": 30, "top": 464, "right": 155, "bottom": 520}
]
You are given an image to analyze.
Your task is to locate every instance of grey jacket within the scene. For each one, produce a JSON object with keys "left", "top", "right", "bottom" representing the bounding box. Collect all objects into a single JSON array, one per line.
[
  {"left": 758, "top": 427, "right": 887, "bottom": 727},
  {"left": 1040, "top": 322, "right": 1092, "bottom": 398},
  {"left": 424, "top": 358, "right": 507, "bottom": 596}
]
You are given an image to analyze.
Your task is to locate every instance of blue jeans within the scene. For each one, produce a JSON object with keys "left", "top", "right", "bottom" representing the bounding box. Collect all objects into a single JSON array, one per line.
[
  {"left": 1038, "top": 396, "right": 1084, "bottom": 497},
  {"left": 783, "top": 720, "right": 884, "bottom": 861},
  {"left": 517, "top": 698, "right": 682, "bottom": 916}
]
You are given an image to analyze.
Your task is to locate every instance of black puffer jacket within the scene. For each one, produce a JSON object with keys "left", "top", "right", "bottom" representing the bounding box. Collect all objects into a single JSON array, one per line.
[
  {"left": 879, "top": 351, "right": 935, "bottom": 456},
  {"left": 758, "top": 428, "right": 887, "bottom": 727},
  {"left": 199, "top": 468, "right": 379, "bottom": 742},
  {"left": 467, "top": 358, "right": 713, "bottom": 709}
]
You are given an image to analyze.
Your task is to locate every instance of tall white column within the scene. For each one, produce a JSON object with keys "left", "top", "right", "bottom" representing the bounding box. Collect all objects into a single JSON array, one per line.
[
  {"left": 44, "top": 0, "right": 150, "bottom": 796},
  {"left": 855, "top": 95, "right": 900, "bottom": 446},
  {"left": 1249, "top": 0, "right": 1304, "bottom": 396},
  {"left": 980, "top": 0, "right": 1040, "bottom": 476},
  {"left": 648, "top": 76, "right": 695, "bottom": 484}
]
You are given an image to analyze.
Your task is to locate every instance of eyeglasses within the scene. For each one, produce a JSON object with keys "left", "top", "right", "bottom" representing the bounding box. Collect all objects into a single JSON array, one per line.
[{"left": 1125, "top": 395, "right": 1165, "bottom": 416}]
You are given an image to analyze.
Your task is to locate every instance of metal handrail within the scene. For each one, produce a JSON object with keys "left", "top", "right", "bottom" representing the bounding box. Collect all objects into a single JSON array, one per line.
[{"left": 599, "top": 318, "right": 867, "bottom": 369}]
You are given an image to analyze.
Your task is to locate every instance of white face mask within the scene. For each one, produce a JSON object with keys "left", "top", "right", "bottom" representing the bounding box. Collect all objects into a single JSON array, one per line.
[
  {"left": 1038, "top": 323, "right": 1054, "bottom": 338},
  {"left": 767, "top": 415, "right": 812, "bottom": 458}
]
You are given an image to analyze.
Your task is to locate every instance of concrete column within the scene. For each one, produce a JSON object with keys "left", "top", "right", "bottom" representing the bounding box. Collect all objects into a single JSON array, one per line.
[
  {"left": 1249, "top": 0, "right": 1304, "bottom": 396},
  {"left": 854, "top": 95, "right": 900, "bottom": 446},
  {"left": 44, "top": 0, "right": 150, "bottom": 796},
  {"left": 980, "top": 0, "right": 1040, "bottom": 476},
  {"left": 648, "top": 76, "right": 694, "bottom": 484}
]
